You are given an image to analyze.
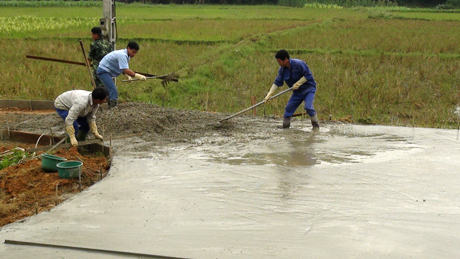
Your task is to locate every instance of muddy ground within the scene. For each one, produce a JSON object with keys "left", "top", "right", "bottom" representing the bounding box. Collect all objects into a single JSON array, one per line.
[
  {"left": 0, "top": 102, "right": 342, "bottom": 228},
  {"left": 1, "top": 102, "right": 343, "bottom": 147}
]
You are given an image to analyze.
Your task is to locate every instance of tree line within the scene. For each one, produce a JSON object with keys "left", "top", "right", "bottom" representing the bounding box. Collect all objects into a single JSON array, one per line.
[
  {"left": 9, "top": 0, "right": 456, "bottom": 8},
  {"left": 114, "top": 0, "right": 452, "bottom": 8}
]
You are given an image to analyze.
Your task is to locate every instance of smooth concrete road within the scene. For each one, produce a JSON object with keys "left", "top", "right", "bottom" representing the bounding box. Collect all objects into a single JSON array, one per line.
[{"left": 1, "top": 123, "right": 460, "bottom": 259}]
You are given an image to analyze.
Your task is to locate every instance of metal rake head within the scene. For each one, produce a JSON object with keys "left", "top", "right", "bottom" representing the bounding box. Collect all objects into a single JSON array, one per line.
[{"left": 161, "top": 71, "right": 176, "bottom": 88}]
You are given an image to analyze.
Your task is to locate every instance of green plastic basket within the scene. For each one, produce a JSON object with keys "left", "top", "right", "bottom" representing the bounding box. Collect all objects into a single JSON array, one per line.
[
  {"left": 41, "top": 154, "right": 67, "bottom": 172},
  {"left": 56, "top": 161, "right": 82, "bottom": 179}
]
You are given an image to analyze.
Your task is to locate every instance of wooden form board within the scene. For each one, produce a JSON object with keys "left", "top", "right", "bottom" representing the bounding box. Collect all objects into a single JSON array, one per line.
[
  {"left": 0, "top": 99, "right": 108, "bottom": 110},
  {"left": 0, "top": 100, "right": 54, "bottom": 110},
  {"left": 0, "top": 130, "right": 63, "bottom": 146},
  {"left": 0, "top": 130, "right": 110, "bottom": 158}
]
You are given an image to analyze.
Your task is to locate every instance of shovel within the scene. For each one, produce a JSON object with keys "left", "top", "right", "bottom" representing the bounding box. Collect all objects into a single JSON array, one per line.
[
  {"left": 219, "top": 87, "right": 293, "bottom": 123},
  {"left": 122, "top": 72, "right": 178, "bottom": 87}
]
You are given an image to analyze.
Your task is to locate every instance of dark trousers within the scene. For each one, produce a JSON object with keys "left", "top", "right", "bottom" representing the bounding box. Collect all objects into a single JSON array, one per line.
[
  {"left": 284, "top": 90, "right": 316, "bottom": 118},
  {"left": 96, "top": 67, "right": 118, "bottom": 101},
  {"left": 55, "top": 107, "right": 89, "bottom": 135}
]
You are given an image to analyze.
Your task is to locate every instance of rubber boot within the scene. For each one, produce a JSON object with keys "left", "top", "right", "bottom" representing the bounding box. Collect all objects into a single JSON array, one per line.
[
  {"left": 76, "top": 130, "right": 88, "bottom": 142},
  {"left": 283, "top": 116, "right": 291, "bottom": 129},
  {"left": 311, "top": 114, "right": 320, "bottom": 132},
  {"left": 108, "top": 99, "right": 118, "bottom": 109}
]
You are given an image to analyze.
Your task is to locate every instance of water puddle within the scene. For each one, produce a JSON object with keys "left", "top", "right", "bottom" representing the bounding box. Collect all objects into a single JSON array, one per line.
[{"left": 200, "top": 124, "right": 416, "bottom": 166}]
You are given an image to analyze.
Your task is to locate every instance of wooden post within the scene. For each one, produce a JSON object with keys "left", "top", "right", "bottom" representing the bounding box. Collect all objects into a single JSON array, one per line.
[
  {"left": 78, "top": 166, "right": 82, "bottom": 192},
  {"left": 55, "top": 184, "right": 59, "bottom": 205},
  {"left": 79, "top": 40, "right": 97, "bottom": 88},
  {"left": 205, "top": 92, "right": 209, "bottom": 112},
  {"left": 109, "top": 134, "right": 112, "bottom": 163},
  {"left": 250, "top": 96, "right": 256, "bottom": 117}
]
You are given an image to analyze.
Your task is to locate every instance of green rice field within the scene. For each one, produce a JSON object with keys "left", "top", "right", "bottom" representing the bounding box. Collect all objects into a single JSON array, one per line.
[{"left": 2, "top": 4, "right": 460, "bottom": 128}]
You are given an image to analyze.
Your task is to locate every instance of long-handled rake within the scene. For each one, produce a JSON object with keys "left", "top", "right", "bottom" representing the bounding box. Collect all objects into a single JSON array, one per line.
[
  {"left": 25, "top": 54, "right": 166, "bottom": 85},
  {"left": 122, "top": 72, "right": 178, "bottom": 87},
  {"left": 219, "top": 87, "right": 293, "bottom": 123}
]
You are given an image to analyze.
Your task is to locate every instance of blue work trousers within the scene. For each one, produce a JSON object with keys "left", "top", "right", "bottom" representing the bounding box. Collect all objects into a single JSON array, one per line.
[
  {"left": 96, "top": 68, "right": 118, "bottom": 101},
  {"left": 55, "top": 108, "right": 89, "bottom": 135},
  {"left": 284, "top": 90, "right": 316, "bottom": 118}
]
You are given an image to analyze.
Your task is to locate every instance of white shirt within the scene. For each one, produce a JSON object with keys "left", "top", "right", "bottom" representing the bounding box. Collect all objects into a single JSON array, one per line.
[
  {"left": 98, "top": 49, "right": 130, "bottom": 77},
  {"left": 54, "top": 90, "right": 99, "bottom": 126}
]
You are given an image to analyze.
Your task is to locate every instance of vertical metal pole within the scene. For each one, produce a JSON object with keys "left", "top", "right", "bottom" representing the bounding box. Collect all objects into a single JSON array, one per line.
[
  {"left": 103, "top": 0, "right": 116, "bottom": 50},
  {"left": 103, "top": 0, "right": 116, "bottom": 86}
]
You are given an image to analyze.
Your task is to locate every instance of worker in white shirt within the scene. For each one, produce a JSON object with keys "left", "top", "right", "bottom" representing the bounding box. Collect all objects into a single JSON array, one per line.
[{"left": 54, "top": 87, "right": 109, "bottom": 147}]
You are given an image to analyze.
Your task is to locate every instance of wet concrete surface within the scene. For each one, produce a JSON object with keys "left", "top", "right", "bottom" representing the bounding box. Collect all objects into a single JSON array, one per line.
[{"left": 1, "top": 118, "right": 460, "bottom": 258}]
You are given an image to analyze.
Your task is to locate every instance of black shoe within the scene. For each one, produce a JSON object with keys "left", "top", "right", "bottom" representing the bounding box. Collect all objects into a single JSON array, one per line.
[
  {"left": 283, "top": 116, "right": 291, "bottom": 129},
  {"left": 108, "top": 99, "right": 118, "bottom": 109},
  {"left": 76, "top": 130, "right": 88, "bottom": 141},
  {"left": 312, "top": 120, "right": 320, "bottom": 132}
]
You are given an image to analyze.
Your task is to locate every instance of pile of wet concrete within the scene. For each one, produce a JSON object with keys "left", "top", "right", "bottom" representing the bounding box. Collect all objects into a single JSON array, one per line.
[
  {"left": 0, "top": 102, "right": 267, "bottom": 142},
  {"left": 0, "top": 102, "right": 338, "bottom": 153}
]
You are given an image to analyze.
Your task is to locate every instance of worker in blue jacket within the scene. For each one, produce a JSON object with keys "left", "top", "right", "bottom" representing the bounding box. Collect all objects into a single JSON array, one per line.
[{"left": 264, "top": 49, "right": 319, "bottom": 131}]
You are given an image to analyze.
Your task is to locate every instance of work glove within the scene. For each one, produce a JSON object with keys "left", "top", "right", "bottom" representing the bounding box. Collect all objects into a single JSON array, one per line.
[
  {"left": 66, "top": 126, "right": 78, "bottom": 147},
  {"left": 292, "top": 76, "right": 307, "bottom": 90},
  {"left": 125, "top": 74, "right": 133, "bottom": 82},
  {"left": 134, "top": 73, "right": 147, "bottom": 81},
  {"left": 89, "top": 122, "right": 103, "bottom": 140},
  {"left": 264, "top": 84, "right": 278, "bottom": 102}
]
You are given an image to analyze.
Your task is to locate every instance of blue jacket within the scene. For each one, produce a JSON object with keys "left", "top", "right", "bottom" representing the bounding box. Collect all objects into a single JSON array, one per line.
[{"left": 274, "top": 58, "right": 316, "bottom": 95}]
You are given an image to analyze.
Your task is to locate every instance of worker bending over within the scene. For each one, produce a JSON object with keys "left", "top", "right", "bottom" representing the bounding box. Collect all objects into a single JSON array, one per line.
[
  {"left": 54, "top": 87, "right": 109, "bottom": 147},
  {"left": 264, "top": 49, "right": 319, "bottom": 131}
]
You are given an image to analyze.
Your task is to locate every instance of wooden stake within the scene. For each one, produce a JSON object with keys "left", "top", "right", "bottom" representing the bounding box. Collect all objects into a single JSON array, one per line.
[
  {"left": 55, "top": 184, "right": 59, "bottom": 205},
  {"left": 205, "top": 92, "right": 209, "bottom": 112},
  {"left": 79, "top": 40, "right": 97, "bottom": 88},
  {"left": 35, "top": 202, "right": 38, "bottom": 214},
  {"left": 251, "top": 96, "right": 256, "bottom": 117},
  {"left": 78, "top": 166, "right": 82, "bottom": 192},
  {"left": 109, "top": 134, "right": 113, "bottom": 163}
]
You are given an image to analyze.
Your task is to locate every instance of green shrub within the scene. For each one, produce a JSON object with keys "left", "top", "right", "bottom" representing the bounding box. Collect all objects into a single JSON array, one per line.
[
  {"left": 304, "top": 0, "right": 396, "bottom": 7},
  {"left": 279, "top": 0, "right": 305, "bottom": 7},
  {"left": 445, "top": 0, "right": 460, "bottom": 6},
  {"left": 0, "top": 149, "right": 29, "bottom": 170},
  {"left": 436, "top": 0, "right": 460, "bottom": 9},
  {"left": 0, "top": 1, "right": 102, "bottom": 7},
  {"left": 304, "top": 3, "right": 343, "bottom": 8}
]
